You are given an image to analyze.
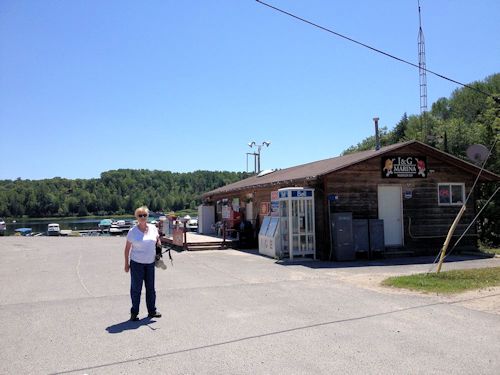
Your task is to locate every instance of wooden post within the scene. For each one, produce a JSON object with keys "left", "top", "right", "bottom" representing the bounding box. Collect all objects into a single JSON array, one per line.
[
  {"left": 183, "top": 221, "right": 187, "bottom": 251},
  {"left": 222, "top": 221, "right": 227, "bottom": 248},
  {"left": 436, "top": 204, "right": 466, "bottom": 273}
]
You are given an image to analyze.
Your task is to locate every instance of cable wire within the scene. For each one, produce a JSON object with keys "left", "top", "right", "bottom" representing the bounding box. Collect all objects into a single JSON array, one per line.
[
  {"left": 255, "top": 0, "right": 499, "bottom": 102},
  {"left": 426, "top": 139, "right": 498, "bottom": 273},
  {"left": 464, "top": 139, "right": 497, "bottom": 205},
  {"left": 427, "top": 185, "right": 499, "bottom": 273},
  {"left": 444, "top": 185, "right": 499, "bottom": 259}
]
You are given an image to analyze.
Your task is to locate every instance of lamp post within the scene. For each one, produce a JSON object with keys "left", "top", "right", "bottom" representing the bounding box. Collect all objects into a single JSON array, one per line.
[{"left": 248, "top": 141, "right": 271, "bottom": 174}]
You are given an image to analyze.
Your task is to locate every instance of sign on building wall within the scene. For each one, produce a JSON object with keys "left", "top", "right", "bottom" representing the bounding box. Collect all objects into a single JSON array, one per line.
[
  {"left": 270, "top": 191, "right": 279, "bottom": 216},
  {"left": 232, "top": 198, "right": 240, "bottom": 212},
  {"left": 222, "top": 205, "right": 231, "bottom": 219},
  {"left": 381, "top": 156, "right": 427, "bottom": 178},
  {"left": 260, "top": 202, "right": 270, "bottom": 215}
]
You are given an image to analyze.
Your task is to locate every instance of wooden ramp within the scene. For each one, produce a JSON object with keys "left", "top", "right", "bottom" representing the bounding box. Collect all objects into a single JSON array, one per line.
[{"left": 161, "top": 232, "right": 236, "bottom": 251}]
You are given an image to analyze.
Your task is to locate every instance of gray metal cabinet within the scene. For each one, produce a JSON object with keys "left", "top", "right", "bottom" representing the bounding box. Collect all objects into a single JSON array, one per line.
[
  {"left": 353, "top": 219, "right": 369, "bottom": 253},
  {"left": 369, "top": 219, "right": 385, "bottom": 253},
  {"left": 330, "top": 212, "right": 355, "bottom": 261}
]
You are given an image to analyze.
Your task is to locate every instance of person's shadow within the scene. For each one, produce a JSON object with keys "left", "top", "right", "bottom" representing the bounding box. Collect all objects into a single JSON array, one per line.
[{"left": 106, "top": 317, "right": 158, "bottom": 334}]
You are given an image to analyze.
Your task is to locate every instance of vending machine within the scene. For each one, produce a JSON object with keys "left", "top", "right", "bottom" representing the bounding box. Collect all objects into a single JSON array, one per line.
[{"left": 278, "top": 187, "right": 316, "bottom": 259}]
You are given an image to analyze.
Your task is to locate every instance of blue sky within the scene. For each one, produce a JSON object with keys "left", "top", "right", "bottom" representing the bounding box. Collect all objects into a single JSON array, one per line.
[{"left": 1, "top": 0, "right": 499, "bottom": 180}]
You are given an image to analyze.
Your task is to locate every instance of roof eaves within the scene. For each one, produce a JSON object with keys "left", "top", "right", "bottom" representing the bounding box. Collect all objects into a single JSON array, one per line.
[
  {"left": 316, "top": 140, "right": 416, "bottom": 177},
  {"left": 203, "top": 175, "right": 321, "bottom": 198}
]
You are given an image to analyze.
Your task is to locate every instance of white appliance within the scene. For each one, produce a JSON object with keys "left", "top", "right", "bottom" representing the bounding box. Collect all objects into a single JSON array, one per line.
[{"left": 258, "top": 216, "right": 281, "bottom": 258}]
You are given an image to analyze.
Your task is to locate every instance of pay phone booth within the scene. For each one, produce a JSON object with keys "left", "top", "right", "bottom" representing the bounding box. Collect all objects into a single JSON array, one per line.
[
  {"left": 279, "top": 187, "right": 316, "bottom": 259},
  {"left": 258, "top": 187, "right": 316, "bottom": 259}
]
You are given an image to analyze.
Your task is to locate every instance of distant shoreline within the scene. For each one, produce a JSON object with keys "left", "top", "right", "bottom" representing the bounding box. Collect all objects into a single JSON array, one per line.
[
  {"left": 1, "top": 210, "right": 198, "bottom": 222},
  {"left": 1, "top": 214, "right": 134, "bottom": 222}
]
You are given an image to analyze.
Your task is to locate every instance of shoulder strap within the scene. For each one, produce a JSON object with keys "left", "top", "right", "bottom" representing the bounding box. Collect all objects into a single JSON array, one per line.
[{"left": 167, "top": 247, "right": 173, "bottom": 265}]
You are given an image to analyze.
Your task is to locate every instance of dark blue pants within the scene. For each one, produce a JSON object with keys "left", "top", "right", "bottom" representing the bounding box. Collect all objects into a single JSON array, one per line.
[{"left": 130, "top": 260, "right": 156, "bottom": 316}]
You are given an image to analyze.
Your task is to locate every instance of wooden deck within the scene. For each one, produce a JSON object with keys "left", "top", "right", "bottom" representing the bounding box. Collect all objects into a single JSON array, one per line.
[{"left": 161, "top": 232, "right": 236, "bottom": 251}]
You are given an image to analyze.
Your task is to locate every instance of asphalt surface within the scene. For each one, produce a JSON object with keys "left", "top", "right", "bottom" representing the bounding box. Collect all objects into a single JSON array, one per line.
[{"left": 0, "top": 237, "right": 499, "bottom": 374}]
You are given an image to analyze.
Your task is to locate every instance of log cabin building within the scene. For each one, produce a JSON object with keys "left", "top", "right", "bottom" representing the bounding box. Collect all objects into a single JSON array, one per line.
[{"left": 201, "top": 141, "right": 499, "bottom": 260}]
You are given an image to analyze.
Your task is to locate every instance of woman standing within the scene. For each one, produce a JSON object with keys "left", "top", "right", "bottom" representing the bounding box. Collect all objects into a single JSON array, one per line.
[{"left": 124, "top": 206, "right": 162, "bottom": 321}]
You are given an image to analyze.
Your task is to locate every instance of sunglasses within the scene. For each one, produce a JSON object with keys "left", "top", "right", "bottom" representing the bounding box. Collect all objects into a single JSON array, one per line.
[{"left": 137, "top": 214, "right": 148, "bottom": 218}]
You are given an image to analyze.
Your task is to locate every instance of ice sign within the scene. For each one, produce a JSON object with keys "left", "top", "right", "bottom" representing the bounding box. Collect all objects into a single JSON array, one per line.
[
  {"left": 279, "top": 191, "right": 288, "bottom": 198},
  {"left": 292, "top": 190, "right": 307, "bottom": 197}
]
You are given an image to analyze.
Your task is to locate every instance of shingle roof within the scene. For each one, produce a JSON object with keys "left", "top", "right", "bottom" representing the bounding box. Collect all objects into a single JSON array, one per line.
[{"left": 203, "top": 141, "right": 499, "bottom": 197}]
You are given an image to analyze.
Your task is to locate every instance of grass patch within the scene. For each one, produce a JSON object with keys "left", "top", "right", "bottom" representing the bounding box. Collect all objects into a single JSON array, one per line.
[
  {"left": 479, "top": 244, "right": 500, "bottom": 256},
  {"left": 382, "top": 267, "right": 500, "bottom": 294}
]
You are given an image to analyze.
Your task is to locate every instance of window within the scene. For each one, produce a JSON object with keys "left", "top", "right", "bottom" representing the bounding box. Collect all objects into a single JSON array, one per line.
[{"left": 438, "top": 183, "right": 465, "bottom": 206}]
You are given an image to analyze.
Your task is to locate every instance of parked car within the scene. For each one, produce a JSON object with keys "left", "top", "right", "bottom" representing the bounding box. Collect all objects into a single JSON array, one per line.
[{"left": 0, "top": 218, "right": 6, "bottom": 236}]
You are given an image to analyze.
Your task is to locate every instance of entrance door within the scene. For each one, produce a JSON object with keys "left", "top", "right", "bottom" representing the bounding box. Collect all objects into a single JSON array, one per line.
[{"left": 377, "top": 185, "right": 403, "bottom": 246}]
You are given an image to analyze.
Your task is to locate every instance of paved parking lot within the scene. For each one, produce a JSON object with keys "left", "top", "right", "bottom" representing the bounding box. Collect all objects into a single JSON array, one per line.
[{"left": 0, "top": 237, "right": 499, "bottom": 374}]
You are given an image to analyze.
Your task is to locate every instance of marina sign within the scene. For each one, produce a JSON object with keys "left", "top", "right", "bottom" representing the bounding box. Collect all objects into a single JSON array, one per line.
[{"left": 381, "top": 156, "right": 427, "bottom": 178}]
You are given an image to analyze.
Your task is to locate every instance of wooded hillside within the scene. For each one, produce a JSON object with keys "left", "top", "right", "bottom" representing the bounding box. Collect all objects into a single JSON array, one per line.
[{"left": 0, "top": 170, "right": 250, "bottom": 217}]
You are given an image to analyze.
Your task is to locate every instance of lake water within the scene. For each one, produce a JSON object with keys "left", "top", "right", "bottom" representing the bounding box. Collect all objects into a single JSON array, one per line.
[{"left": 3, "top": 217, "right": 135, "bottom": 236}]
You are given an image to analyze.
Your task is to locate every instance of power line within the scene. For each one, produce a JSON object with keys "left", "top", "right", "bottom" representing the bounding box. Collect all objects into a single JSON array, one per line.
[
  {"left": 255, "top": 0, "right": 498, "bottom": 102},
  {"left": 427, "top": 138, "right": 498, "bottom": 274}
]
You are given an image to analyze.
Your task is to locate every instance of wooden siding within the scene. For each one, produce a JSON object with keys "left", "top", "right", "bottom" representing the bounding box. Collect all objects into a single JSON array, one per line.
[
  {"left": 322, "top": 144, "right": 478, "bottom": 254},
  {"left": 204, "top": 144, "right": 485, "bottom": 258}
]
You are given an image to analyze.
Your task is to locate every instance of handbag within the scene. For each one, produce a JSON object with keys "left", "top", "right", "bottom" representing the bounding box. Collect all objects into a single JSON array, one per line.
[
  {"left": 155, "top": 241, "right": 173, "bottom": 266},
  {"left": 155, "top": 242, "right": 162, "bottom": 259}
]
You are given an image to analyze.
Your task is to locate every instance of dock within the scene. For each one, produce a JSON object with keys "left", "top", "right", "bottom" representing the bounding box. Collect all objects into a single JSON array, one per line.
[{"left": 162, "top": 232, "right": 235, "bottom": 250}]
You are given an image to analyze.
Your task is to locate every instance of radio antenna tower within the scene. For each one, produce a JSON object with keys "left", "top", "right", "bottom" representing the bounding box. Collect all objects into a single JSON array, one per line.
[{"left": 418, "top": 0, "right": 428, "bottom": 141}]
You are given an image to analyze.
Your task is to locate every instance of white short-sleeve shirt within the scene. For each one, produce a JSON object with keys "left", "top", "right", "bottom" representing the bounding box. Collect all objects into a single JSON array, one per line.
[{"left": 127, "top": 224, "right": 158, "bottom": 264}]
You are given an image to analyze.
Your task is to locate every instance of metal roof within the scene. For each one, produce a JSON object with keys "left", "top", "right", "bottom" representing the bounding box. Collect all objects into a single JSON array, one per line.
[{"left": 203, "top": 141, "right": 499, "bottom": 197}]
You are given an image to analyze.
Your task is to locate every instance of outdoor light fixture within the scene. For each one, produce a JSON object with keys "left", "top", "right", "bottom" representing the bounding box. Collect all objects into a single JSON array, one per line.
[{"left": 247, "top": 141, "right": 271, "bottom": 174}]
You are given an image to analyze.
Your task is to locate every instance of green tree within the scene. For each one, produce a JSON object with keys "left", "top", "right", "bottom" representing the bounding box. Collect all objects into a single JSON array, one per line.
[{"left": 390, "top": 113, "right": 409, "bottom": 143}]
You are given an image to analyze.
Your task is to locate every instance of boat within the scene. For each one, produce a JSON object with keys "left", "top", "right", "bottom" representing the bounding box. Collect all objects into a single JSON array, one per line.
[
  {"left": 0, "top": 218, "right": 6, "bottom": 236},
  {"left": 98, "top": 219, "right": 113, "bottom": 232},
  {"left": 110, "top": 219, "right": 132, "bottom": 235},
  {"left": 184, "top": 215, "right": 199, "bottom": 232},
  {"left": 109, "top": 226, "right": 123, "bottom": 235},
  {"left": 47, "top": 223, "right": 61, "bottom": 236},
  {"left": 15, "top": 228, "right": 33, "bottom": 236}
]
